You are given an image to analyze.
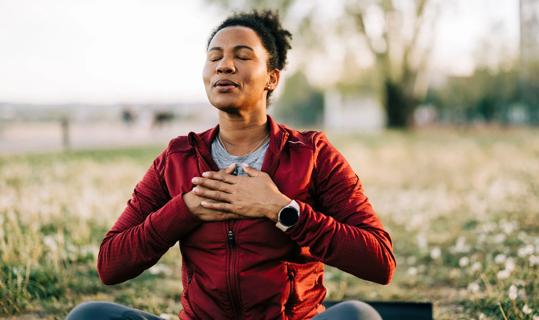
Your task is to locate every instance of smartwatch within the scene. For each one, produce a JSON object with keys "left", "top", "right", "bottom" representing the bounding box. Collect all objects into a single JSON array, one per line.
[{"left": 275, "top": 200, "right": 300, "bottom": 232}]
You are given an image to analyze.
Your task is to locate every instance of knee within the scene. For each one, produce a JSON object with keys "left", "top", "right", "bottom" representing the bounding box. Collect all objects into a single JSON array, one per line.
[
  {"left": 65, "top": 301, "right": 113, "bottom": 320},
  {"left": 333, "top": 300, "right": 382, "bottom": 320}
]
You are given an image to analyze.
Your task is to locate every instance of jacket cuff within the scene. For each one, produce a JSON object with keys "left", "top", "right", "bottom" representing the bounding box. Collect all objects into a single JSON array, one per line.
[
  {"left": 284, "top": 199, "right": 334, "bottom": 243},
  {"left": 144, "top": 192, "right": 202, "bottom": 248}
]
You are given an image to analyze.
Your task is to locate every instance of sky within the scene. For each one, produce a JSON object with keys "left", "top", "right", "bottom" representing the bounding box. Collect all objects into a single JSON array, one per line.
[{"left": 0, "top": 0, "right": 520, "bottom": 104}]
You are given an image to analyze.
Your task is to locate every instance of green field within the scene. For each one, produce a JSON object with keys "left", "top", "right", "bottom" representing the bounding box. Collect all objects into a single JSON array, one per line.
[{"left": 1, "top": 128, "right": 538, "bottom": 319}]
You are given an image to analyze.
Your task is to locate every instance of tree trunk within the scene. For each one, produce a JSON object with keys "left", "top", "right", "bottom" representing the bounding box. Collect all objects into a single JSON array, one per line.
[{"left": 384, "top": 80, "right": 416, "bottom": 128}]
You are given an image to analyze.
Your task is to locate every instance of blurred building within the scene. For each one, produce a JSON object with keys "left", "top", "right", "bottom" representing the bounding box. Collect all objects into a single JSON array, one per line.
[
  {"left": 323, "top": 90, "right": 384, "bottom": 132},
  {"left": 520, "top": 0, "right": 539, "bottom": 63},
  {"left": 519, "top": 0, "right": 539, "bottom": 123}
]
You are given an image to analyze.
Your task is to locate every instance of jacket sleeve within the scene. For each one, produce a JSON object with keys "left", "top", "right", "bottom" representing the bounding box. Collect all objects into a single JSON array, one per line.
[
  {"left": 97, "top": 145, "right": 202, "bottom": 285},
  {"left": 285, "top": 132, "right": 396, "bottom": 285}
]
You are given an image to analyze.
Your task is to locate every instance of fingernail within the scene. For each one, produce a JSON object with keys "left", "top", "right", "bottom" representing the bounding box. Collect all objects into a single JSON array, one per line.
[
  {"left": 201, "top": 201, "right": 207, "bottom": 205},
  {"left": 191, "top": 177, "right": 199, "bottom": 183},
  {"left": 202, "top": 172, "right": 209, "bottom": 177},
  {"left": 241, "top": 163, "right": 249, "bottom": 168}
]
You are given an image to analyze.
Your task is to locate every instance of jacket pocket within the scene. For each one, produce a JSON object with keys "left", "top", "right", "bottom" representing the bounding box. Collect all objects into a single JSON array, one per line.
[
  {"left": 285, "top": 263, "right": 297, "bottom": 311},
  {"left": 181, "top": 266, "right": 201, "bottom": 319},
  {"left": 283, "top": 260, "right": 325, "bottom": 316}
]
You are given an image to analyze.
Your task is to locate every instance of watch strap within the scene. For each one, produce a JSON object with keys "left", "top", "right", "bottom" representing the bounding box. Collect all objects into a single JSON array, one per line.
[{"left": 275, "top": 200, "right": 300, "bottom": 232}]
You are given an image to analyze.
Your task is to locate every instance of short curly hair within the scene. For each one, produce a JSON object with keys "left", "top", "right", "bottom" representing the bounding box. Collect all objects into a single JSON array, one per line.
[{"left": 207, "top": 10, "right": 293, "bottom": 102}]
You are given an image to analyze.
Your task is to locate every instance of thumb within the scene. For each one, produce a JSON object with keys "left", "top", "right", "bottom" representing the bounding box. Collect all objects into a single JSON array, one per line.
[{"left": 241, "top": 163, "right": 259, "bottom": 177}]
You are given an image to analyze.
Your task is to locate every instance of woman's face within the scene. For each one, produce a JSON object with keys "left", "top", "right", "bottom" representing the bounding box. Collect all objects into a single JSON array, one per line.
[{"left": 203, "top": 26, "right": 279, "bottom": 113}]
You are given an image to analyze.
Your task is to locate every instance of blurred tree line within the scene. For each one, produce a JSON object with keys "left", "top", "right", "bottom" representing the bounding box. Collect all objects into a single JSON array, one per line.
[
  {"left": 426, "top": 64, "right": 525, "bottom": 125},
  {"left": 205, "top": 0, "right": 539, "bottom": 128}
]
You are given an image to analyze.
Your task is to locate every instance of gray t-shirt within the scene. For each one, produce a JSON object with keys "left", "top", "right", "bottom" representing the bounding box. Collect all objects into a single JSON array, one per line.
[{"left": 211, "top": 134, "right": 270, "bottom": 176}]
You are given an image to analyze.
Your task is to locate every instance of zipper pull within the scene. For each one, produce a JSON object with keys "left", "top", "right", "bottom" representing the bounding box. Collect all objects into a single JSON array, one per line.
[{"left": 227, "top": 230, "right": 235, "bottom": 247}]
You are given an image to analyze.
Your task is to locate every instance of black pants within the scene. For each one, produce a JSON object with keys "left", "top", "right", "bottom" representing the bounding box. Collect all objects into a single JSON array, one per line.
[{"left": 66, "top": 300, "right": 382, "bottom": 320}]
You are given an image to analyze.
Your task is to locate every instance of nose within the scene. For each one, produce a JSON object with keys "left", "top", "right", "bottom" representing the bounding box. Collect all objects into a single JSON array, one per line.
[{"left": 216, "top": 56, "right": 236, "bottom": 74}]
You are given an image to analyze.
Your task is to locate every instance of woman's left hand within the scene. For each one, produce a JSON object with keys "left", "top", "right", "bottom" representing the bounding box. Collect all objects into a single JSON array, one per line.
[{"left": 191, "top": 164, "right": 291, "bottom": 222}]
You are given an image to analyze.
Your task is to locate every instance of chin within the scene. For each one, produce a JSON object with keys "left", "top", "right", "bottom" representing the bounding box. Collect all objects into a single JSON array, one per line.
[
  {"left": 209, "top": 96, "right": 242, "bottom": 114},
  {"left": 214, "top": 105, "right": 241, "bottom": 115}
]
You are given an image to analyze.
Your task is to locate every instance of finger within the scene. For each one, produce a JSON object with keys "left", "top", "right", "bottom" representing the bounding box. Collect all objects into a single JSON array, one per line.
[
  {"left": 223, "top": 163, "right": 236, "bottom": 175},
  {"left": 192, "top": 177, "right": 232, "bottom": 193},
  {"left": 202, "top": 169, "right": 238, "bottom": 184},
  {"left": 217, "top": 213, "right": 242, "bottom": 220},
  {"left": 193, "top": 186, "right": 231, "bottom": 202},
  {"left": 241, "top": 163, "right": 260, "bottom": 177},
  {"left": 200, "top": 200, "right": 239, "bottom": 213},
  {"left": 199, "top": 211, "right": 242, "bottom": 221}
]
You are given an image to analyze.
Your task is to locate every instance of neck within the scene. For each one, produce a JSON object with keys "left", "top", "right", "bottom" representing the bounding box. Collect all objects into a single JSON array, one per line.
[{"left": 217, "top": 110, "right": 269, "bottom": 156}]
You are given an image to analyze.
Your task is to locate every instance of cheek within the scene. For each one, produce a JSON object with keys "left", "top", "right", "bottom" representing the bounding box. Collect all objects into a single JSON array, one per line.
[
  {"left": 244, "top": 66, "right": 269, "bottom": 90},
  {"left": 202, "top": 64, "right": 212, "bottom": 86}
]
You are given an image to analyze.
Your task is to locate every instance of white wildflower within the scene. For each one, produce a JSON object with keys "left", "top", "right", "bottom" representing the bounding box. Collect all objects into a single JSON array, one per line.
[
  {"left": 430, "top": 247, "right": 441, "bottom": 260},
  {"left": 518, "top": 244, "right": 535, "bottom": 257},
  {"left": 149, "top": 265, "right": 167, "bottom": 275},
  {"left": 480, "top": 222, "right": 495, "bottom": 233},
  {"left": 494, "top": 254, "right": 507, "bottom": 264},
  {"left": 416, "top": 234, "right": 428, "bottom": 250},
  {"left": 471, "top": 262, "right": 482, "bottom": 272},
  {"left": 454, "top": 236, "right": 470, "bottom": 253},
  {"left": 529, "top": 255, "right": 539, "bottom": 266},
  {"left": 517, "top": 231, "right": 528, "bottom": 241},
  {"left": 493, "top": 234, "right": 506, "bottom": 244},
  {"left": 522, "top": 304, "right": 532, "bottom": 315},
  {"left": 477, "top": 233, "right": 486, "bottom": 244},
  {"left": 459, "top": 257, "right": 470, "bottom": 267},
  {"left": 497, "top": 269, "right": 511, "bottom": 280},
  {"left": 500, "top": 220, "right": 517, "bottom": 234},
  {"left": 508, "top": 285, "right": 518, "bottom": 300},
  {"left": 407, "top": 267, "right": 418, "bottom": 276},
  {"left": 505, "top": 258, "right": 515, "bottom": 272},
  {"left": 467, "top": 282, "right": 480, "bottom": 293},
  {"left": 43, "top": 235, "right": 58, "bottom": 252}
]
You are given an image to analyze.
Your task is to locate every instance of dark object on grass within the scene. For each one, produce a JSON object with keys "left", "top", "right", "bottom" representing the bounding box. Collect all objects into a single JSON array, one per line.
[
  {"left": 151, "top": 111, "right": 175, "bottom": 128},
  {"left": 324, "top": 301, "right": 433, "bottom": 320}
]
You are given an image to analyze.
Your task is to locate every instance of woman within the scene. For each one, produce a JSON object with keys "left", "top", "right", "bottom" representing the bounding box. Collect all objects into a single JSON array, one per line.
[{"left": 67, "top": 10, "right": 395, "bottom": 320}]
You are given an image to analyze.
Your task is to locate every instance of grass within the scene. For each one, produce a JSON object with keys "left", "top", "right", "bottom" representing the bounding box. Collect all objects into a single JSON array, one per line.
[{"left": 1, "top": 128, "right": 538, "bottom": 319}]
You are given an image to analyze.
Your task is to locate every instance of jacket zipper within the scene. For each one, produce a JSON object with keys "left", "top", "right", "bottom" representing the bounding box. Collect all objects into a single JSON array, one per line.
[
  {"left": 191, "top": 130, "right": 289, "bottom": 318},
  {"left": 192, "top": 136, "right": 242, "bottom": 316},
  {"left": 226, "top": 220, "right": 242, "bottom": 318},
  {"left": 192, "top": 142, "right": 241, "bottom": 316}
]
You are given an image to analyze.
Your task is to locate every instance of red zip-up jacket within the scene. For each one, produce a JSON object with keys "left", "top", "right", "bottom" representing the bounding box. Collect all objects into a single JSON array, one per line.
[{"left": 97, "top": 114, "right": 396, "bottom": 320}]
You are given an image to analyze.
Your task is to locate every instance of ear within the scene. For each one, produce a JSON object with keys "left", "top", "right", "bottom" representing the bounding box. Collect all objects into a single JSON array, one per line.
[{"left": 265, "top": 68, "right": 280, "bottom": 91}]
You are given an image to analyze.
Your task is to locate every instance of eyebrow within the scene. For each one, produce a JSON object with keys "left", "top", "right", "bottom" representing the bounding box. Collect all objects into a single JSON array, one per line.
[{"left": 208, "top": 45, "right": 255, "bottom": 52}]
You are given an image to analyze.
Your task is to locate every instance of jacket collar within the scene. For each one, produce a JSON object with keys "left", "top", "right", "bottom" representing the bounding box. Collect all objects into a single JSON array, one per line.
[{"left": 187, "top": 114, "right": 289, "bottom": 176}]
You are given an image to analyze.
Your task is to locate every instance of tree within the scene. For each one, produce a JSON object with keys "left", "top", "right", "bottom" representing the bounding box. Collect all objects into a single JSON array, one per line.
[
  {"left": 426, "top": 67, "right": 520, "bottom": 124},
  {"left": 273, "top": 71, "right": 324, "bottom": 126},
  {"left": 343, "top": 0, "right": 438, "bottom": 128}
]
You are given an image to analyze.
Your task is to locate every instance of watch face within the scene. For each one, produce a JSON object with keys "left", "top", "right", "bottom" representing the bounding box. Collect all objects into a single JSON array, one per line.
[{"left": 279, "top": 207, "right": 299, "bottom": 226}]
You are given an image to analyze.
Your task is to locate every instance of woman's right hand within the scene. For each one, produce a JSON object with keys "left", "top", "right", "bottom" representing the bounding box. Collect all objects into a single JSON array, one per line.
[{"left": 183, "top": 163, "right": 242, "bottom": 221}]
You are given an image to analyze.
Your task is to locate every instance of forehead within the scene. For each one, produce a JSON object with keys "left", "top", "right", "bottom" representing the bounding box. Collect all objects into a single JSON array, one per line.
[{"left": 208, "top": 26, "right": 265, "bottom": 51}]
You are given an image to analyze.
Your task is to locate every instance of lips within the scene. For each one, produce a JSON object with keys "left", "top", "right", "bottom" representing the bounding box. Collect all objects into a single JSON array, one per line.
[{"left": 213, "top": 79, "right": 240, "bottom": 87}]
